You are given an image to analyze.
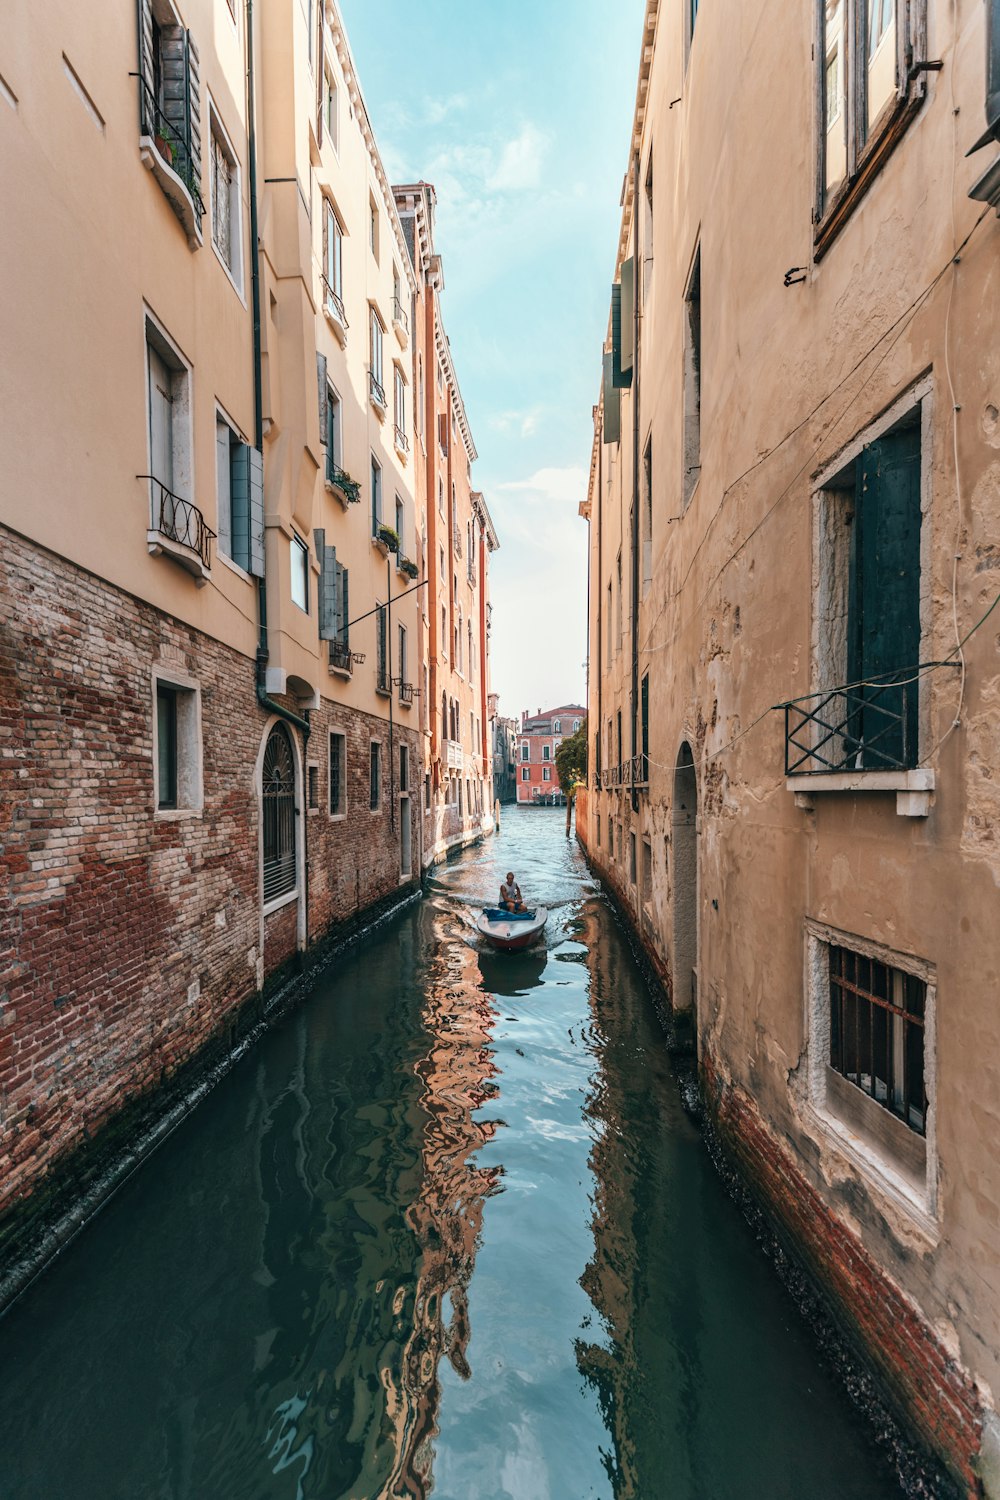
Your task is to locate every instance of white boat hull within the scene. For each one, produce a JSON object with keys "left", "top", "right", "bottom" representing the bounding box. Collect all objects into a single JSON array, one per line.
[{"left": 476, "top": 907, "right": 548, "bottom": 952}]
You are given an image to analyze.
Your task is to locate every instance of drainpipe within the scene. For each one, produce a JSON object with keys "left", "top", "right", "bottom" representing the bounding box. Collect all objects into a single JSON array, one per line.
[
  {"left": 246, "top": 0, "right": 311, "bottom": 951},
  {"left": 596, "top": 408, "right": 603, "bottom": 791},
  {"left": 630, "top": 147, "right": 641, "bottom": 819}
]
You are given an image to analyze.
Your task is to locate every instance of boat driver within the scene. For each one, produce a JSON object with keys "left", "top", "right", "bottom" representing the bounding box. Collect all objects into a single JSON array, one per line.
[{"left": 499, "top": 872, "right": 526, "bottom": 914}]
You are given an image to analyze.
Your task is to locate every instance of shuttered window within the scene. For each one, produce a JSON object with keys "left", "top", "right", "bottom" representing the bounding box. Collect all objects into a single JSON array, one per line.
[
  {"left": 262, "top": 724, "right": 296, "bottom": 902},
  {"left": 211, "top": 127, "right": 233, "bottom": 270},
  {"left": 329, "top": 731, "right": 346, "bottom": 816},
  {"left": 370, "top": 742, "right": 381, "bottom": 810}
]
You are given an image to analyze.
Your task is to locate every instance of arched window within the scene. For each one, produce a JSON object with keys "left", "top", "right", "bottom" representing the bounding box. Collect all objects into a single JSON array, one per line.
[
  {"left": 262, "top": 723, "right": 297, "bottom": 902},
  {"left": 442, "top": 691, "right": 448, "bottom": 743}
]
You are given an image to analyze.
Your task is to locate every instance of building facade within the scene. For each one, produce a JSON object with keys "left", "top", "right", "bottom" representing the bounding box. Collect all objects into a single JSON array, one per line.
[
  {"left": 582, "top": 0, "right": 1000, "bottom": 1491},
  {"left": 0, "top": 0, "right": 494, "bottom": 1275},
  {"left": 516, "top": 705, "right": 585, "bottom": 806},
  {"left": 395, "top": 184, "right": 498, "bottom": 865},
  {"left": 488, "top": 695, "right": 518, "bottom": 806}
]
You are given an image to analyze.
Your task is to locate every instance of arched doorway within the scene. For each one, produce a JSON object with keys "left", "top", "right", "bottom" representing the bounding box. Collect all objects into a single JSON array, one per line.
[
  {"left": 262, "top": 722, "right": 297, "bottom": 904},
  {"left": 672, "top": 742, "right": 698, "bottom": 1023}
]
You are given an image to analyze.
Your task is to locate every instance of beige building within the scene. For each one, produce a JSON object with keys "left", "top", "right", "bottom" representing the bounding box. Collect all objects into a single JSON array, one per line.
[
  {"left": 581, "top": 0, "right": 1000, "bottom": 1490},
  {"left": 0, "top": 0, "right": 494, "bottom": 1290},
  {"left": 395, "top": 183, "right": 498, "bottom": 865}
]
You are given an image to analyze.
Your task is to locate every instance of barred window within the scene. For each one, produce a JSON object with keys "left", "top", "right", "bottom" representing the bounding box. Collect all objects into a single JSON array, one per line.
[
  {"left": 329, "top": 731, "right": 345, "bottom": 816},
  {"left": 370, "top": 741, "right": 381, "bottom": 810},
  {"left": 262, "top": 724, "right": 296, "bottom": 902},
  {"left": 829, "top": 945, "right": 926, "bottom": 1135}
]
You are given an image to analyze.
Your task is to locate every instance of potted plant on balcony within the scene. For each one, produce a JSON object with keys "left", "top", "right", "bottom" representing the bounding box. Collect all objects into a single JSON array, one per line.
[
  {"left": 376, "top": 523, "right": 400, "bottom": 554},
  {"left": 154, "top": 123, "right": 176, "bottom": 167},
  {"left": 399, "top": 556, "right": 419, "bottom": 580},
  {"left": 328, "top": 465, "right": 361, "bottom": 504}
]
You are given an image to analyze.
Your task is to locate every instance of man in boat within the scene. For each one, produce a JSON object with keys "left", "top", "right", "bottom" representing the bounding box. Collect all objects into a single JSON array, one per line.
[{"left": 499, "top": 872, "right": 526, "bottom": 913}]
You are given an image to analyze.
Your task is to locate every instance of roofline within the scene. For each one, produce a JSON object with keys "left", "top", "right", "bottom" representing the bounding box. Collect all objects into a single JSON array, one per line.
[
  {"left": 471, "top": 490, "right": 499, "bottom": 550},
  {"left": 326, "top": 2, "right": 417, "bottom": 296}
]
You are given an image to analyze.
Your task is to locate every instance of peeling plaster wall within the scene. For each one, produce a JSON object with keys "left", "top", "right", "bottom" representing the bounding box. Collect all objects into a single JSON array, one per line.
[{"left": 584, "top": 0, "right": 1000, "bottom": 1488}]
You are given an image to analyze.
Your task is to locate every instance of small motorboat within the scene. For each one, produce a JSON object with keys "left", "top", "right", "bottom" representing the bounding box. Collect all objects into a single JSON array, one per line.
[{"left": 476, "top": 906, "right": 548, "bottom": 953}]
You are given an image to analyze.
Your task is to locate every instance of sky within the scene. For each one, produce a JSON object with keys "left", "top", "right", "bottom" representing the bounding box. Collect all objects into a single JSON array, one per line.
[{"left": 340, "top": 0, "right": 646, "bottom": 723}]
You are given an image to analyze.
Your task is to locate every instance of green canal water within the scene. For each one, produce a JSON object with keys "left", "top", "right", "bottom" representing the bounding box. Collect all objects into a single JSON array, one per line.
[{"left": 0, "top": 810, "right": 905, "bottom": 1499}]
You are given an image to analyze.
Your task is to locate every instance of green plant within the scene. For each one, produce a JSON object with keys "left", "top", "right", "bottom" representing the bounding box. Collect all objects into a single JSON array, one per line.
[
  {"left": 555, "top": 720, "right": 587, "bottom": 797},
  {"left": 399, "top": 556, "right": 419, "bottom": 579},
  {"left": 376, "top": 524, "right": 400, "bottom": 553},
  {"left": 329, "top": 465, "right": 361, "bottom": 503}
]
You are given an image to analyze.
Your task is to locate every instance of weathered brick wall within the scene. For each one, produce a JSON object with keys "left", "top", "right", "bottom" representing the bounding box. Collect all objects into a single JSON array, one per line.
[
  {"left": 707, "top": 1063, "right": 983, "bottom": 1496},
  {"left": 0, "top": 527, "right": 422, "bottom": 1246}
]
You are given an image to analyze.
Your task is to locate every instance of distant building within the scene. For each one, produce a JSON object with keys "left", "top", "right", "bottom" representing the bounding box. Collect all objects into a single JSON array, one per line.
[
  {"left": 488, "top": 694, "right": 518, "bottom": 805},
  {"left": 516, "top": 704, "right": 586, "bottom": 806}
]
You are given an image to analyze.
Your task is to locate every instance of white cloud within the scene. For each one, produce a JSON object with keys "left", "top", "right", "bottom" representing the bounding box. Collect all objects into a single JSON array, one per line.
[
  {"left": 488, "top": 123, "right": 548, "bottom": 193},
  {"left": 496, "top": 465, "right": 587, "bottom": 506}
]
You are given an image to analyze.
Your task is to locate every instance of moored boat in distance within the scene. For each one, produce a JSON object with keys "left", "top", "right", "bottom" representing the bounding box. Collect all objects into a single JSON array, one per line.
[{"left": 476, "top": 906, "right": 548, "bottom": 953}]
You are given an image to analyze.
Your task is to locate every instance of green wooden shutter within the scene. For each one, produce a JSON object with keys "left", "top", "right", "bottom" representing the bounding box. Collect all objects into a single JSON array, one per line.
[
  {"left": 248, "top": 446, "right": 265, "bottom": 577},
  {"left": 337, "top": 562, "right": 350, "bottom": 646},
  {"left": 620, "top": 257, "right": 634, "bottom": 378},
  {"left": 602, "top": 352, "right": 621, "bottom": 445},
  {"left": 317, "top": 530, "right": 339, "bottom": 639},
  {"left": 849, "top": 425, "right": 921, "bottom": 766}
]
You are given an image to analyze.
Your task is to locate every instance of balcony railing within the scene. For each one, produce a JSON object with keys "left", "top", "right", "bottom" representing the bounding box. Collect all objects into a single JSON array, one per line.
[
  {"left": 598, "top": 754, "right": 648, "bottom": 791},
  {"left": 392, "top": 295, "right": 409, "bottom": 334},
  {"left": 394, "top": 423, "right": 409, "bottom": 454},
  {"left": 398, "top": 681, "right": 415, "bottom": 706},
  {"left": 783, "top": 680, "right": 916, "bottom": 775},
  {"left": 369, "top": 372, "right": 386, "bottom": 409},
  {"left": 135, "top": 77, "right": 206, "bottom": 220},
  {"left": 453, "top": 525, "right": 462, "bottom": 559},
  {"left": 325, "top": 460, "right": 361, "bottom": 503},
  {"left": 321, "top": 275, "right": 348, "bottom": 330},
  {"left": 141, "top": 476, "right": 215, "bottom": 569},
  {"left": 467, "top": 557, "right": 477, "bottom": 586},
  {"left": 329, "top": 638, "right": 356, "bottom": 673}
]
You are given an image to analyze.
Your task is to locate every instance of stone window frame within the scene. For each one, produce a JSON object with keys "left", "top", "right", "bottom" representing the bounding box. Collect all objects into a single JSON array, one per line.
[
  {"left": 207, "top": 92, "right": 244, "bottom": 300},
  {"left": 803, "top": 916, "right": 938, "bottom": 1229},
  {"left": 328, "top": 728, "right": 347, "bottom": 819},
  {"left": 369, "top": 738, "right": 382, "bottom": 813},
  {"left": 144, "top": 306, "right": 194, "bottom": 512},
  {"left": 151, "top": 665, "right": 203, "bottom": 819}
]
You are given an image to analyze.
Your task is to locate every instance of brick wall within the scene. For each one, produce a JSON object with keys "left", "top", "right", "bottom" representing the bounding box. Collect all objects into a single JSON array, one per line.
[{"left": 0, "top": 526, "right": 421, "bottom": 1248}]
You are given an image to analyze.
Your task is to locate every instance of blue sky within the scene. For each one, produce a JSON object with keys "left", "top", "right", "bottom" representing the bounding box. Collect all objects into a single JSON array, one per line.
[{"left": 340, "top": 0, "right": 646, "bottom": 722}]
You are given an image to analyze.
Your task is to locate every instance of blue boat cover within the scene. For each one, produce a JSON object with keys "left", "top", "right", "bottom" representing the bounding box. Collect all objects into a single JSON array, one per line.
[{"left": 482, "top": 908, "right": 537, "bottom": 922}]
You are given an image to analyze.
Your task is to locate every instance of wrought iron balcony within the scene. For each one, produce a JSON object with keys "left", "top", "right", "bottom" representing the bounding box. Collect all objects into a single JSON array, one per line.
[
  {"left": 325, "top": 460, "right": 361, "bottom": 503},
  {"left": 392, "top": 295, "right": 409, "bottom": 334},
  {"left": 453, "top": 525, "right": 462, "bottom": 559},
  {"left": 369, "top": 372, "right": 387, "bottom": 410},
  {"left": 783, "top": 680, "right": 916, "bottom": 775},
  {"left": 329, "top": 638, "right": 356, "bottom": 674},
  {"left": 135, "top": 77, "right": 206, "bottom": 221},
  {"left": 394, "top": 423, "right": 409, "bottom": 454},
  {"left": 141, "top": 476, "right": 215, "bottom": 575},
  {"left": 398, "top": 681, "right": 415, "bottom": 706},
  {"left": 321, "top": 275, "right": 348, "bottom": 331},
  {"left": 467, "top": 556, "right": 477, "bottom": 586}
]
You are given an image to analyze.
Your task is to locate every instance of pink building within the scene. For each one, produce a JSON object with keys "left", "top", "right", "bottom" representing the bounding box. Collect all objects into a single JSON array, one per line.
[{"left": 516, "top": 704, "right": 586, "bottom": 805}]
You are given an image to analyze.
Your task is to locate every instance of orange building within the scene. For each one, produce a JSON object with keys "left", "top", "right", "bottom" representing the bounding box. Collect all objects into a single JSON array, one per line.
[{"left": 516, "top": 704, "right": 586, "bottom": 806}]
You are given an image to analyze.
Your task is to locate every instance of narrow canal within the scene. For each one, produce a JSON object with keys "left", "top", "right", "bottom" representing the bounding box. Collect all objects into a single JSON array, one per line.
[{"left": 0, "top": 811, "right": 905, "bottom": 1500}]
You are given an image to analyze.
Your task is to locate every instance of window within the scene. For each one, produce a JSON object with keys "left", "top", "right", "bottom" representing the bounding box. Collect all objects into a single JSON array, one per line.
[
  {"left": 210, "top": 107, "right": 241, "bottom": 291},
  {"left": 817, "top": 0, "right": 928, "bottom": 240},
  {"left": 369, "top": 306, "right": 385, "bottom": 408},
  {"left": 439, "top": 545, "right": 445, "bottom": 581},
  {"left": 424, "top": 773, "right": 431, "bottom": 812},
  {"left": 642, "top": 154, "right": 654, "bottom": 299},
  {"left": 606, "top": 581, "right": 613, "bottom": 670},
  {"left": 683, "top": 245, "right": 701, "bottom": 509},
  {"left": 687, "top": 0, "right": 699, "bottom": 52},
  {"left": 811, "top": 409, "right": 922, "bottom": 771},
  {"left": 399, "top": 742, "right": 409, "bottom": 793},
  {"left": 324, "top": 69, "right": 338, "bottom": 152},
  {"left": 214, "top": 411, "right": 245, "bottom": 567},
  {"left": 371, "top": 454, "right": 382, "bottom": 536},
  {"left": 369, "top": 194, "right": 379, "bottom": 261},
  {"left": 629, "top": 831, "right": 637, "bottom": 884},
  {"left": 156, "top": 683, "right": 178, "bottom": 809},
  {"left": 394, "top": 365, "right": 407, "bottom": 447},
  {"left": 323, "top": 200, "right": 344, "bottom": 314},
  {"left": 417, "top": 355, "right": 424, "bottom": 439},
  {"left": 138, "top": 8, "right": 202, "bottom": 235},
  {"left": 325, "top": 383, "right": 342, "bottom": 477},
  {"left": 398, "top": 622, "right": 407, "bottom": 692},
  {"left": 146, "top": 318, "right": 191, "bottom": 503},
  {"left": 615, "top": 552, "right": 623, "bottom": 652},
  {"left": 458, "top": 779, "right": 464, "bottom": 815},
  {"left": 291, "top": 534, "right": 309, "bottom": 611},
  {"left": 828, "top": 943, "right": 926, "bottom": 1135},
  {"left": 329, "top": 730, "right": 346, "bottom": 816},
  {"left": 642, "top": 837, "right": 652, "bottom": 898},
  {"left": 376, "top": 604, "right": 389, "bottom": 692},
  {"left": 642, "top": 438, "right": 653, "bottom": 594},
  {"left": 370, "top": 741, "right": 381, "bottom": 809},
  {"left": 521, "top": 743, "right": 529, "bottom": 761},
  {"left": 262, "top": 723, "right": 297, "bottom": 902},
  {"left": 438, "top": 477, "right": 445, "bottom": 516},
  {"left": 441, "top": 604, "right": 447, "bottom": 655},
  {"left": 307, "top": 763, "right": 319, "bottom": 810},
  {"left": 542, "top": 766, "right": 551, "bottom": 783},
  {"left": 573, "top": 719, "right": 581, "bottom": 732},
  {"left": 554, "top": 720, "right": 561, "bottom": 734},
  {"left": 542, "top": 744, "right": 551, "bottom": 761},
  {"left": 395, "top": 495, "right": 405, "bottom": 556},
  {"left": 521, "top": 766, "right": 529, "bottom": 782}
]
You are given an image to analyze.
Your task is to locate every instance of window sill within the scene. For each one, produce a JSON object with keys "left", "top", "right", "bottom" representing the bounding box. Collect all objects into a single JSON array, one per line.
[
  {"left": 329, "top": 662, "right": 353, "bottom": 680},
  {"left": 370, "top": 391, "right": 388, "bottom": 422},
  {"left": 325, "top": 477, "right": 358, "bottom": 510},
  {"left": 786, "top": 768, "right": 934, "bottom": 817},
  {"left": 806, "top": 1099, "right": 937, "bottom": 1240},
  {"left": 211, "top": 238, "right": 246, "bottom": 306},
  {"left": 216, "top": 551, "right": 253, "bottom": 585},
  {"left": 328, "top": 811, "right": 346, "bottom": 822},
  {"left": 324, "top": 299, "right": 348, "bottom": 347},
  {"left": 139, "top": 136, "right": 203, "bottom": 251},
  {"left": 147, "top": 529, "right": 211, "bottom": 586},
  {"left": 263, "top": 888, "right": 298, "bottom": 918},
  {"left": 393, "top": 316, "right": 409, "bottom": 350},
  {"left": 814, "top": 96, "right": 922, "bottom": 262},
  {"left": 154, "top": 805, "right": 203, "bottom": 821}
]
